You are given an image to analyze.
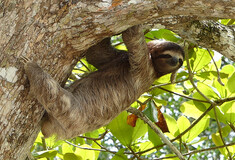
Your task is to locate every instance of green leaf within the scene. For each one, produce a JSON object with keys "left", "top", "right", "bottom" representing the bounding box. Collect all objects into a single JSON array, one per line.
[
  {"left": 132, "top": 119, "right": 148, "bottom": 142},
  {"left": 212, "top": 133, "right": 229, "bottom": 157},
  {"left": 153, "top": 98, "right": 167, "bottom": 106},
  {"left": 34, "top": 132, "right": 43, "bottom": 144},
  {"left": 221, "top": 64, "right": 235, "bottom": 77},
  {"left": 143, "top": 101, "right": 158, "bottom": 122},
  {"left": 111, "top": 148, "right": 128, "bottom": 160},
  {"left": 33, "top": 150, "right": 57, "bottom": 158},
  {"left": 227, "top": 72, "right": 235, "bottom": 94},
  {"left": 79, "top": 59, "right": 97, "bottom": 72},
  {"left": 196, "top": 71, "right": 228, "bottom": 81},
  {"left": 180, "top": 101, "right": 206, "bottom": 119},
  {"left": 209, "top": 106, "right": 227, "bottom": 123},
  {"left": 177, "top": 116, "right": 190, "bottom": 142},
  {"left": 193, "top": 82, "right": 220, "bottom": 100},
  {"left": 45, "top": 135, "right": 63, "bottom": 148},
  {"left": 92, "top": 141, "right": 101, "bottom": 160},
  {"left": 62, "top": 143, "right": 74, "bottom": 154},
  {"left": 108, "top": 111, "right": 133, "bottom": 146},
  {"left": 148, "top": 126, "right": 163, "bottom": 146},
  {"left": 85, "top": 130, "right": 100, "bottom": 144},
  {"left": 145, "top": 29, "right": 180, "bottom": 42},
  {"left": 220, "top": 19, "right": 230, "bottom": 25},
  {"left": 221, "top": 125, "right": 232, "bottom": 137},
  {"left": 115, "top": 45, "right": 127, "bottom": 51},
  {"left": 220, "top": 19, "right": 235, "bottom": 25},
  {"left": 187, "top": 117, "right": 209, "bottom": 142},
  {"left": 139, "top": 141, "right": 155, "bottom": 155},
  {"left": 75, "top": 144, "right": 95, "bottom": 160},
  {"left": 108, "top": 111, "right": 147, "bottom": 146},
  {"left": 154, "top": 74, "right": 172, "bottom": 84},
  {"left": 213, "top": 79, "right": 228, "bottom": 98},
  {"left": 64, "top": 153, "right": 82, "bottom": 160},
  {"left": 221, "top": 101, "right": 235, "bottom": 124},
  {"left": 191, "top": 48, "right": 212, "bottom": 72},
  {"left": 164, "top": 113, "right": 179, "bottom": 137}
]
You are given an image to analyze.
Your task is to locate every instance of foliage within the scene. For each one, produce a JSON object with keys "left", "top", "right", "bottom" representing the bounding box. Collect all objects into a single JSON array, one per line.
[{"left": 31, "top": 24, "right": 235, "bottom": 160}]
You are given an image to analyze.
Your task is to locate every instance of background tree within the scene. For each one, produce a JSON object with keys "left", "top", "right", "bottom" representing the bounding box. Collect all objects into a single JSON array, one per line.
[{"left": 0, "top": 0, "right": 235, "bottom": 159}]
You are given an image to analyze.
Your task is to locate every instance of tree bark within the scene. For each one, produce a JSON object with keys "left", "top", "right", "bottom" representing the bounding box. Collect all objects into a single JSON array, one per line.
[{"left": 0, "top": 0, "right": 234, "bottom": 159}]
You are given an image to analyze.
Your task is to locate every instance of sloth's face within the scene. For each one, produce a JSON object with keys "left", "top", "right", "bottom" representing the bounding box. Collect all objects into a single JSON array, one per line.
[
  {"left": 147, "top": 40, "right": 184, "bottom": 76},
  {"left": 153, "top": 50, "right": 184, "bottom": 75}
]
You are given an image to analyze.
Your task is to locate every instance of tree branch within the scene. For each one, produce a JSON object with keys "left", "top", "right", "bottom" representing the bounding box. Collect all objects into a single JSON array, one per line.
[{"left": 169, "top": 21, "right": 235, "bottom": 61}]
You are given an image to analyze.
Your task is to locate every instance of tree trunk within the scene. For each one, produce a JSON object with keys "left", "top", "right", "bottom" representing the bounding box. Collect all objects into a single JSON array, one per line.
[{"left": 0, "top": 0, "right": 234, "bottom": 159}]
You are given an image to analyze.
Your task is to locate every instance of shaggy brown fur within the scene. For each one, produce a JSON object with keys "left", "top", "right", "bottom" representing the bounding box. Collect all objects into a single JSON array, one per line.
[{"left": 22, "top": 26, "right": 184, "bottom": 139}]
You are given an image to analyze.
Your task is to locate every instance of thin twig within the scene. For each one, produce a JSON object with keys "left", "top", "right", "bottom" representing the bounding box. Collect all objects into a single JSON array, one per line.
[
  {"left": 128, "top": 146, "right": 143, "bottom": 160},
  {"left": 228, "top": 122, "right": 235, "bottom": 132},
  {"left": 184, "top": 42, "right": 214, "bottom": 105},
  {"left": 78, "top": 130, "right": 108, "bottom": 141},
  {"left": 93, "top": 140, "right": 117, "bottom": 154},
  {"left": 207, "top": 49, "right": 224, "bottom": 86},
  {"left": 127, "top": 107, "right": 185, "bottom": 160},
  {"left": 158, "top": 86, "right": 209, "bottom": 103},
  {"left": 65, "top": 140, "right": 110, "bottom": 153},
  {"left": 148, "top": 78, "right": 189, "bottom": 92},
  {"left": 213, "top": 106, "right": 232, "bottom": 159},
  {"left": 79, "top": 60, "right": 91, "bottom": 72},
  {"left": 73, "top": 68, "right": 87, "bottom": 73},
  {"left": 154, "top": 142, "right": 235, "bottom": 160}
]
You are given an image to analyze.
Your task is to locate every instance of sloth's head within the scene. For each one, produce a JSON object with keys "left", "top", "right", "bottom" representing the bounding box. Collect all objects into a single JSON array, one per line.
[{"left": 147, "top": 40, "right": 184, "bottom": 78}]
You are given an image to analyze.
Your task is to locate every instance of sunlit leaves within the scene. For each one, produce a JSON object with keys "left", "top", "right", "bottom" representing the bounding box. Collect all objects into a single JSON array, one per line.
[
  {"left": 221, "top": 101, "right": 235, "bottom": 124},
  {"left": 165, "top": 115, "right": 209, "bottom": 143},
  {"left": 75, "top": 144, "right": 96, "bottom": 160},
  {"left": 164, "top": 114, "right": 179, "bottom": 137},
  {"left": 108, "top": 111, "right": 148, "bottom": 146},
  {"left": 64, "top": 153, "right": 82, "bottom": 160},
  {"left": 227, "top": 72, "right": 235, "bottom": 94},
  {"left": 33, "top": 150, "right": 58, "bottom": 159},
  {"left": 177, "top": 116, "right": 191, "bottom": 142},
  {"left": 145, "top": 29, "right": 180, "bottom": 42},
  {"left": 143, "top": 101, "right": 158, "bottom": 122},
  {"left": 180, "top": 101, "right": 206, "bottom": 119},
  {"left": 212, "top": 126, "right": 235, "bottom": 158},
  {"left": 189, "top": 48, "right": 212, "bottom": 72},
  {"left": 187, "top": 117, "right": 209, "bottom": 142},
  {"left": 219, "top": 19, "right": 235, "bottom": 25},
  {"left": 148, "top": 126, "right": 163, "bottom": 146},
  {"left": 195, "top": 82, "right": 220, "bottom": 100},
  {"left": 138, "top": 142, "right": 155, "bottom": 155}
]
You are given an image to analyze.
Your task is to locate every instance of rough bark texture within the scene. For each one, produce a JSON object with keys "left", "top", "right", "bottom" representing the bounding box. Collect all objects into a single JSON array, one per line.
[{"left": 0, "top": 0, "right": 234, "bottom": 159}]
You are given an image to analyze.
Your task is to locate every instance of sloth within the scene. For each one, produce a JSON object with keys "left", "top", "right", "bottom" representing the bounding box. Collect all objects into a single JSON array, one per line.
[{"left": 22, "top": 26, "right": 184, "bottom": 139}]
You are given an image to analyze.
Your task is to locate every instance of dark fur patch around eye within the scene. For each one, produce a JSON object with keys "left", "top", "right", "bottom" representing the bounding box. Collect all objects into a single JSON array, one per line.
[
  {"left": 156, "top": 54, "right": 172, "bottom": 59},
  {"left": 160, "top": 42, "right": 185, "bottom": 58},
  {"left": 179, "top": 58, "right": 183, "bottom": 65}
]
